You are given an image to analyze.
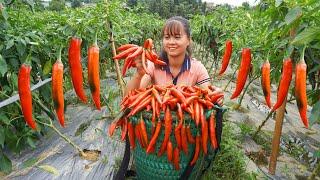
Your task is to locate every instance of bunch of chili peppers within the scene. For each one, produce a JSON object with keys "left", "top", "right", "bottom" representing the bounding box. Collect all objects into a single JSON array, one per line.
[
  {"left": 109, "top": 84, "right": 223, "bottom": 170},
  {"left": 113, "top": 38, "right": 166, "bottom": 76}
]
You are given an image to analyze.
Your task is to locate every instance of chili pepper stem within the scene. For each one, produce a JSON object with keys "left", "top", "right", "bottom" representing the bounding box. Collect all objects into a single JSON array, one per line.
[
  {"left": 223, "top": 69, "right": 237, "bottom": 91},
  {"left": 238, "top": 76, "right": 258, "bottom": 106},
  {"left": 57, "top": 46, "right": 62, "bottom": 63}
]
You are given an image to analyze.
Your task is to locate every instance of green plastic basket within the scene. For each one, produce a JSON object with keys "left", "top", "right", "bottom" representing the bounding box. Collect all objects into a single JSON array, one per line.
[{"left": 130, "top": 109, "right": 213, "bottom": 180}]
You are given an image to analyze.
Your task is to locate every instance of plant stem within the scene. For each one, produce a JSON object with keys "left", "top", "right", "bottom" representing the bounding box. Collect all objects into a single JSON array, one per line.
[
  {"left": 50, "top": 123, "right": 86, "bottom": 157},
  {"left": 34, "top": 98, "right": 86, "bottom": 157},
  {"left": 252, "top": 110, "right": 273, "bottom": 139},
  {"left": 105, "top": 101, "right": 115, "bottom": 117}
]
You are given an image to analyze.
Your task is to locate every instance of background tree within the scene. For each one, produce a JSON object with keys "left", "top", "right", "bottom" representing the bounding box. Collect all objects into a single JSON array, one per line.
[{"left": 49, "top": 0, "right": 66, "bottom": 11}]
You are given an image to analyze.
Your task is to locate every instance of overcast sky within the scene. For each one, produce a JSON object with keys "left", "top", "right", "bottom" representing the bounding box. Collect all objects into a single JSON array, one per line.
[{"left": 203, "top": 0, "right": 259, "bottom": 6}]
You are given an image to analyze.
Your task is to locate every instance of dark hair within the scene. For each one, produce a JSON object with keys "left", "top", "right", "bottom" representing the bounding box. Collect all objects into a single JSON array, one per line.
[{"left": 159, "top": 16, "right": 192, "bottom": 62}]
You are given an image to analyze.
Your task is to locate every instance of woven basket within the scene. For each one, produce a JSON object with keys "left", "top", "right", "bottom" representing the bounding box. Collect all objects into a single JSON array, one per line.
[{"left": 130, "top": 109, "right": 216, "bottom": 180}]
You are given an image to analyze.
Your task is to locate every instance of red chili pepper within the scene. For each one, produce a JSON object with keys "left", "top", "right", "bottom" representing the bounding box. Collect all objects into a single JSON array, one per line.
[
  {"left": 139, "top": 116, "right": 149, "bottom": 147},
  {"left": 52, "top": 49, "right": 65, "bottom": 127},
  {"left": 181, "top": 125, "right": 188, "bottom": 154},
  {"left": 174, "top": 125, "right": 182, "bottom": 149},
  {"left": 158, "top": 106, "right": 172, "bottom": 156},
  {"left": 135, "top": 122, "right": 145, "bottom": 148},
  {"left": 170, "top": 88, "right": 187, "bottom": 105},
  {"left": 152, "top": 87, "right": 163, "bottom": 105},
  {"left": 117, "top": 44, "right": 138, "bottom": 52},
  {"left": 201, "top": 113, "right": 208, "bottom": 154},
  {"left": 146, "top": 120, "right": 162, "bottom": 154},
  {"left": 173, "top": 147, "right": 180, "bottom": 170},
  {"left": 230, "top": 48, "right": 252, "bottom": 99},
  {"left": 261, "top": 59, "right": 272, "bottom": 108},
  {"left": 127, "top": 46, "right": 143, "bottom": 59},
  {"left": 190, "top": 135, "right": 200, "bottom": 165},
  {"left": 143, "top": 38, "right": 153, "bottom": 49},
  {"left": 122, "top": 56, "right": 134, "bottom": 76},
  {"left": 18, "top": 64, "right": 37, "bottom": 130},
  {"left": 109, "top": 119, "right": 123, "bottom": 137},
  {"left": 194, "top": 101, "right": 200, "bottom": 126},
  {"left": 129, "top": 89, "right": 152, "bottom": 109},
  {"left": 113, "top": 46, "right": 139, "bottom": 60},
  {"left": 88, "top": 38, "right": 101, "bottom": 110},
  {"left": 128, "top": 121, "right": 135, "bottom": 149},
  {"left": 128, "top": 95, "right": 152, "bottom": 116},
  {"left": 176, "top": 103, "right": 183, "bottom": 129},
  {"left": 68, "top": 37, "right": 87, "bottom": 103},
  {"left": 186, "top": 126, "right": 195, "bottom": 144},
  {"left": 219, "top": 40, "right": 232, "bottom": 75},
  {"left": 151, "top": 96, "right": 156, "bottom": 125},
  {"left": 272, "top": 58, "right": 293, "bottom": 111},
  {"left": 209, "top": 112, "right": 218, "bottom": 149},
  {"left": 167, "top": 140, "right": 173, "bottom": 162},
  {"left": 295, "top": 50, "right": 309, "bottom": 128},
  {"left": 121, "top": 119, "right": 127, "bottom": 141}
]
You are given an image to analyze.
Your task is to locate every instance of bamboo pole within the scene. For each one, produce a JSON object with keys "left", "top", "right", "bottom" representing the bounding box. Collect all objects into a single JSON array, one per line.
[{"left": 109, "top": 23, "right": 125, "bottom": 97}]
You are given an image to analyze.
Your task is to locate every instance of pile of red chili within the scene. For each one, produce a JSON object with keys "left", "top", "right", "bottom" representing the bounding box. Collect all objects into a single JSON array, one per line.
[{"left": 109, "top": 84, "right": 223, "bottom": 170}]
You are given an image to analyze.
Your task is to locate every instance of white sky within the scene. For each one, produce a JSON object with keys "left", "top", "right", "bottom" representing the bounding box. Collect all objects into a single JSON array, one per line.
[{"left": 203, "top": 0, "right": 259, "bottom": 6}]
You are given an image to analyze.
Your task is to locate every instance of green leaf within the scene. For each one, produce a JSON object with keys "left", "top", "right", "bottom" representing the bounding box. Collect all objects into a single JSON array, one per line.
[
  {"left": 0, "top": 112, "right": 10, "bottom": 125},
  {"left": 38, "top": 165, "right": 59, "bottom": 176},
  {"left": 22, "top": 157, "right": 39, "bottom": 168},
  {"left": 6, "top": 39, "right": 14, "bottom": 50},
  {"left": 285, "top": 7, "right": 302, "bottom": 25},
  {"left": 314, "top": 150, "right": 320, "bottom": 158},
  {"left": 27, "top": 137, "right": 36, "bottom": 149},
  {"left": 42, "top": 60, "right": 52, "bottom": 75},
  {"left": 16, "top": 41, "right": 26, "bottom": 57},
  {"left": 0, "top": 54, "right": 7, "bottom": 77},
  {"left": 0, "top": 153, "right": 12, "bottom": 174},
  {"left": 275, "top": 0, "right": 283, "bottom": 7},
  {"left": 291, "top": 27, "right": 320, "bottom": 45},
  {"left": 0, "top": 126, "right": 4, "bottom": 148},
  {"left": 309, "top": 100, "right": 320, "bottom": 126}
]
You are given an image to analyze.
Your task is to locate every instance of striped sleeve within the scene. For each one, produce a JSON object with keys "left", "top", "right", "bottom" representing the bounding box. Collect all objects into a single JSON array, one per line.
[{"left": 195, "top": 61, "right": 210, "bottom": 85}]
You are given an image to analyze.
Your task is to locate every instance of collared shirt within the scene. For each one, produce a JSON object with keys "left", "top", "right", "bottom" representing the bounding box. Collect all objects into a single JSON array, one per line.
[{"left": 145, "top": 56, "right": 210, "bottom": 86}]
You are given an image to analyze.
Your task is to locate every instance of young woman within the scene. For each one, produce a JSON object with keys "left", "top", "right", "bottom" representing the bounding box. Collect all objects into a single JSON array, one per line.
[{"left": 125, "top": 16, "right": 223, "bottom": 105}]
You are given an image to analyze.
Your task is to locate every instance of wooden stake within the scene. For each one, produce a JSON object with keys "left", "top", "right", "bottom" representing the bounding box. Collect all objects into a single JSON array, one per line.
[
  {"left": 268, "top": 97, "right": 287, "bottom": 175},
  {"left": 109, "top": 25, "right": 125, "bottom": 98}
]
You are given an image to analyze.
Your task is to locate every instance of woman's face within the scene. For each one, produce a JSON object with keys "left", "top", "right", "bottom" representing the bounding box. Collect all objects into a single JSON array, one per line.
[{"left": 162, "top": 23, "right": 190, "bottom": 58}]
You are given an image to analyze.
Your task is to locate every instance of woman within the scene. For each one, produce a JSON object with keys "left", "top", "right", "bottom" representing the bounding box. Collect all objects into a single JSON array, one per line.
[{"left": 125, "top": 16, "right": 223, "bottom": 105}]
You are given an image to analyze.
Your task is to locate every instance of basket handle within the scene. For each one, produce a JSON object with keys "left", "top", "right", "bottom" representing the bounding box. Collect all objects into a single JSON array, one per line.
[{"left": 113, "top": 136, "right": 131, "bottom": 180}]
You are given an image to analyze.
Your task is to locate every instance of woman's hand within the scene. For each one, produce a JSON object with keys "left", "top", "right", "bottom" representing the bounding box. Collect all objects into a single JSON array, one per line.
[
  {"left": 208, "top": 85, "right": 224, "bottom": 106},
  {"left": 134, "top": 55, "right": 148, "bottom": 77}
]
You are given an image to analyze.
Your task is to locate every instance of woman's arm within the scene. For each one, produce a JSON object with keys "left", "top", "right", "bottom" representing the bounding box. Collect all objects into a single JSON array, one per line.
[{"left": 124, "top": 73, "right": 144, "bottom": 96}]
